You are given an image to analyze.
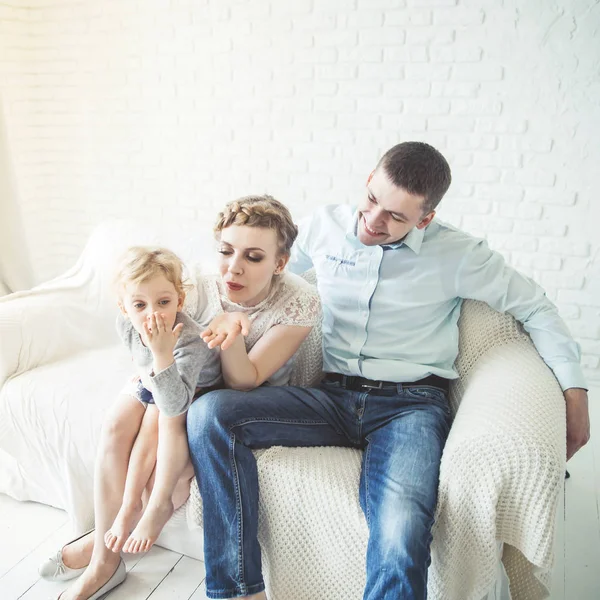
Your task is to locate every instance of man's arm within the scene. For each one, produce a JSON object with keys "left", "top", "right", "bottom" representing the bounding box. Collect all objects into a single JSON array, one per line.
[
  {"left": 563, "top": 387, "right": 590, "bottom": 459},
  {"left": 456, "top": 238, "right": 590, "bottom": 459}
]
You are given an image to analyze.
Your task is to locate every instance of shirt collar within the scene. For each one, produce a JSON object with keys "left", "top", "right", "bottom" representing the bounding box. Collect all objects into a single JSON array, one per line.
[
  {"left": 385, "top": 226, "right": 424, "bottom": 254},
  {"left": 346, "top": 210, "right": 360, "bottom": 239},
  {"left": 347, "top": 210, "right": 425, "bottom": 254}
]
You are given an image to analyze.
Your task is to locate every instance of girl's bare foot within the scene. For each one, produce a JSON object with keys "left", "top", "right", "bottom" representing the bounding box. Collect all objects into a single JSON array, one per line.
[
  {"left": 122, "top": 499, "right": 174, "bottom": 554},
  {"left": 58, "top": 554, "right": 122, "bottom": 600},
  {"left": 61, "top": 531, "right": 94, "bottom": 570},
  {"left": 104, "top": 499, "right": 142, "bottom": 553}
]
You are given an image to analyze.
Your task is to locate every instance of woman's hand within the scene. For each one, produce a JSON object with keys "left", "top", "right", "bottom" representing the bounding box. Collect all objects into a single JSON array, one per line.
[
  {"left": 143, "top": 312, "right": 183, "bottom": 358},
  {"left": 201, "top": 312, "right": 251, "bottom": 351}
]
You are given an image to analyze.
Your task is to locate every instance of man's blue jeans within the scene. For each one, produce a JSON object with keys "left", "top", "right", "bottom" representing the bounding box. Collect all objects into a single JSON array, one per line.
[{"left": 187, "top": 379, "right": 451, "bottom": 599}]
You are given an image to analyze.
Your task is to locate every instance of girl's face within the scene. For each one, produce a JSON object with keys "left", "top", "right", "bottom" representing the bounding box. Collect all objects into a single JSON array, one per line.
[
  {"left": 119, "top": 274, "right": 183, "bottom": 336},
  {"left": 217, "top": 225, "right": 288, "bottom": 307}
]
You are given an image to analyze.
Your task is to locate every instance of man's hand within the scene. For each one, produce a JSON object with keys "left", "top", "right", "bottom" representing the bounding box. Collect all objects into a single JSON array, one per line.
[
  {"left": 201, "top": 312, "right": 251, "bottom": 351},
  {"left": 564, "top": 387, "right": 590, "bottom": 460},
  {"left": 143, "top": 312, "right": 183, "bottom": 358}
]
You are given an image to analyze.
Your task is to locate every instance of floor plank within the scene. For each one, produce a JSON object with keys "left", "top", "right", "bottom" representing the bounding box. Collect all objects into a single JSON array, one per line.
[
  {"left": 0, "top": 521, "right": 71, "bottom": 600},
  {"left": 149, "top": 555, "right": 206, "bottom": 600},
  {"left": 0, "top": 496, "right": 68, "bottom": 579},
  {"left": 107, "top": 545, "right": 182, "bottom": 599},
  {"left": 563, "top": 386, "right": 600, "bottom": 600},
  {"left": 17, "top": 572, "right": 66, "bottom": 600},
  {"left": 187, "top": 580, "right": 210, "bottom": 600},
  {"left": 589, "top": 395, "right": 600, "bottom": 527}
]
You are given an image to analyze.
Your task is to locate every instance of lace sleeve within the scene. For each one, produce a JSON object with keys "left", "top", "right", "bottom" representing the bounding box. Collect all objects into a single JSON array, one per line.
[{"left": 276, "top": 286, "right": 321, "bottom": 328}]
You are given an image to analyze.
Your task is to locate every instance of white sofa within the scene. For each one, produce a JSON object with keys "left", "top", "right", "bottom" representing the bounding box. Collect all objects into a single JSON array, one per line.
[{"left": 0, "top": 220, "right": 566, "bottom": 600}]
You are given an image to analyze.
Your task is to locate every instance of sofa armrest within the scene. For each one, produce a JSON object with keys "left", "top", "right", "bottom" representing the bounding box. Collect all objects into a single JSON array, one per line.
[
  {"left": 0, "top": 218, "right": 226, "bottom": 387},
  {"left": 430, "top": 339, "right": 565, "bottom": 599},
  {"left": 0, "top": 259, "right": 116, "bottom": 386}
]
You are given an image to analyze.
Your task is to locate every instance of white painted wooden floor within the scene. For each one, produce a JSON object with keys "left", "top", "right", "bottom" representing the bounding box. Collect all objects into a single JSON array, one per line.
[
  {"left": 1, "top": 387, "right": 599, "bottom": 600},
  {"left": 0, "top": 497, "right": 209, "bottom": 600}
]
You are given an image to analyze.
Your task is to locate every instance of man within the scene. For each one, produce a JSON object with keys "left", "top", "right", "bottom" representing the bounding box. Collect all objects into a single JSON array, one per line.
[{"left": 187, "top": 141, "right": 589, "bottom": 600}]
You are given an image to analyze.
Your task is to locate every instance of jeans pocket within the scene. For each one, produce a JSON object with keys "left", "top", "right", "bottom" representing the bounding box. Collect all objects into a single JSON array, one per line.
[
  {"left": 405, "top": 386, "right": 449, "bottom": 409},
  {"left": 320, "top": 378, "right": 342, "bottom": 390}
]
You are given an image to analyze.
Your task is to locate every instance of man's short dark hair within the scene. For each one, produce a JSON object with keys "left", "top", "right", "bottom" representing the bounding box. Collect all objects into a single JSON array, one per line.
[{"left": 377, "top": 142, "right": 452, "bottom": 214}]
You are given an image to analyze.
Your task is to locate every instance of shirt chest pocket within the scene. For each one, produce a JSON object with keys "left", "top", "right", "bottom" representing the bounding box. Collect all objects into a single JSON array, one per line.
[
  {"left": 314, "top": 253, "right": 362, "bottom": 312},
  {"left": 315, "top": 253, "right": 359, "bottom": 277}
]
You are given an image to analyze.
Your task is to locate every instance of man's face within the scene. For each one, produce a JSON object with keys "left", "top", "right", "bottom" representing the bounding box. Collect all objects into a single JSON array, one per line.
[{"left": 356, "top": 168, "right": 435, "bottom": 246}]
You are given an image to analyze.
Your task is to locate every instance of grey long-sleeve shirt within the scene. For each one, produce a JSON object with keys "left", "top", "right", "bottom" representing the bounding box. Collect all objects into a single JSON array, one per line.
[{"left": 117, "top": 311, "right": 222, "bottom": 416}]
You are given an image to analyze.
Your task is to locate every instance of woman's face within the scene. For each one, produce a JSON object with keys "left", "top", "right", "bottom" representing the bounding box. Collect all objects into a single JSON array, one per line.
[{"left": 217, "top": 225, "right": 289, "bottom": 306}]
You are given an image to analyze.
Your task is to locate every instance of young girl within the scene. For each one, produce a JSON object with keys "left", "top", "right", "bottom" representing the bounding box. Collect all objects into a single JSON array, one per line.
[{"left": 104, "top": 246, "right": 221, "bottom": 555}]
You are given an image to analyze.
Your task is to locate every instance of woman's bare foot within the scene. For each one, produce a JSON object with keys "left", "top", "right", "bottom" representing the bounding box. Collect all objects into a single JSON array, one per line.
[
  {"left": 58, "top": 554, "right": 121, "bottom": 600},
  {"left": 61, "top": 531, "right": 94, "bottom": 570},
  {"left": 122, "top": 499, "right": 174, "bottom": 554},
  {"left": 104, "top": 499, "right": 142, "bottom": 553}
]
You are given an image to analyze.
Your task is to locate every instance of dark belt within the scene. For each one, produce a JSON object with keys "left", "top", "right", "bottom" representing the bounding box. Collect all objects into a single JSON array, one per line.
[{"left": 323, "top": 372, "right": 449, "bottom": 393}]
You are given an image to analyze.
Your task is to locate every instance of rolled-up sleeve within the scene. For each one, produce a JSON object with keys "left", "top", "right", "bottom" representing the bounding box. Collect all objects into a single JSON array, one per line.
[
  {"left": 149, "top": 310, "right": 222, "bottom": 416},
  {"left": 456, "top": 238, "right": 587, "bottom": 391}
]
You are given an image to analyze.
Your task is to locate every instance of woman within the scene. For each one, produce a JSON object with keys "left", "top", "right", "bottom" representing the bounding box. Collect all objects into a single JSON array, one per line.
[{"left": 42, "top": 195, "right": 321, "bottom": 600}]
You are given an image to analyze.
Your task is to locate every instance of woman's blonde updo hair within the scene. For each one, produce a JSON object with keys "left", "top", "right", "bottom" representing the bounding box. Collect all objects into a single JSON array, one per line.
[
  {"left": 114, "top": 246, "right": 189, "bottom": 300},
  {"left": 213, "top": 194, "right": 298, "bottom": 256}
]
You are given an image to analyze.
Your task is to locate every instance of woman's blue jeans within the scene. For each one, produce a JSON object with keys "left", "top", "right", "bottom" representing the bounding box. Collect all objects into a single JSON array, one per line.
[{"left": 186, "top": 380, "right": 451, "bottom": 599}]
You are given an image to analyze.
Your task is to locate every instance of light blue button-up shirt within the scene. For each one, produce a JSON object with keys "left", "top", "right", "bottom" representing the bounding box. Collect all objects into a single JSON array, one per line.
[{"left": 289, "top": 204, "right": 586, "bottom": 391}]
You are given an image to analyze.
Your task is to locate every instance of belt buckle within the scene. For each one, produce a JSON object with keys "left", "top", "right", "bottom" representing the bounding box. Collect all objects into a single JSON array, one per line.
[{"left": 360, "top": 380, "right": 384, "bottom": 390}]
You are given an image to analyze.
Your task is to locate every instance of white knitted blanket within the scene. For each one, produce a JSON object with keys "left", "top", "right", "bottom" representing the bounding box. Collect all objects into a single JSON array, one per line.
[{"left": 187, "top": 295, "right": 565, "bottom": 600}]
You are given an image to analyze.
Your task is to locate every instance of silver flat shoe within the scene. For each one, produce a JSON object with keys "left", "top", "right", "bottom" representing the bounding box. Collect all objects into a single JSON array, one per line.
[
  {"left": 56, "top": 558, "right": 126, "bottom": 600},
  {"left": 39, "top": 528, "right": 94, "bottom": 581}
]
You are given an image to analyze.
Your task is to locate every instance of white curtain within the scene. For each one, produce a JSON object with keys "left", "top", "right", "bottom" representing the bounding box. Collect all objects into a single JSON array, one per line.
[{"left": 0, "top": 95, "right": 33, "bottom": 296}]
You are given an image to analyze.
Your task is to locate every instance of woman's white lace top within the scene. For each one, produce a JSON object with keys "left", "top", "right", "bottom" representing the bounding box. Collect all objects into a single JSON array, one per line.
[{"left": 186, "top": 270, "right": 321, "bottom": 386}]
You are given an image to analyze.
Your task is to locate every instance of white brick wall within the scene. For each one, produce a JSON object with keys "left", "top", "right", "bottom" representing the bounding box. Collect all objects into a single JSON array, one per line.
[{"left": 1, "top": 0, "right": 599, "bottom": 380}]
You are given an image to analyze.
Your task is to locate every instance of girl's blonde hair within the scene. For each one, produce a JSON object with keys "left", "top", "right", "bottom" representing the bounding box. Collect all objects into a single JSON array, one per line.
[
  {"left": 213, "top": 194, "right": 298, "bottom": 256},
  {"left": 114, "top": 246, "right": 188, "bottom": 299}
]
